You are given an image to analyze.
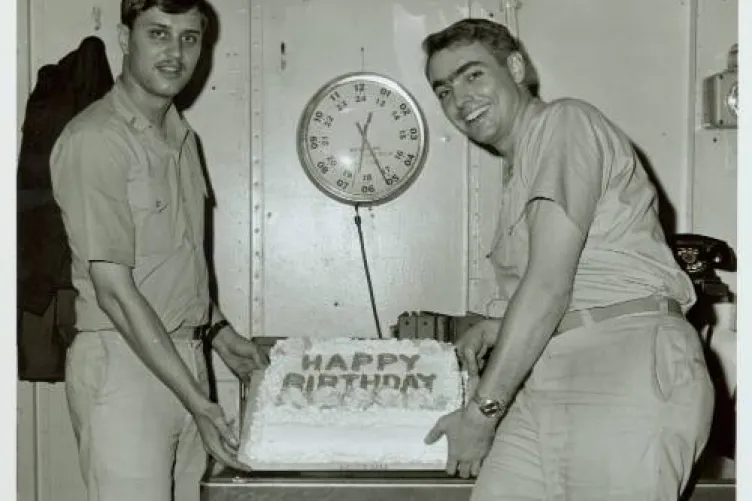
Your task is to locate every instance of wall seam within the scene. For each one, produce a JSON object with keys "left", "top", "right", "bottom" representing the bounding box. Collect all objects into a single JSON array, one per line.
[{"left": 683, "top": 0, "right": 699, "bottom": 232}]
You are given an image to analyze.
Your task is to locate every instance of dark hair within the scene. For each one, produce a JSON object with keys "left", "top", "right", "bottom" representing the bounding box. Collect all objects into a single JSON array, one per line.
[
  {"left": 422, "top": 18, "right": 537, "bottom": 90},
  {"left": 121, "top": 0, "right": 208, "bottom": 29}
]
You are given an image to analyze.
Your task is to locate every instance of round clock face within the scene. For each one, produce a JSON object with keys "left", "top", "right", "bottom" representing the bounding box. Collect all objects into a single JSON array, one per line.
[{"left": 297, "top": 72, "right": 429, "bottom": 205}]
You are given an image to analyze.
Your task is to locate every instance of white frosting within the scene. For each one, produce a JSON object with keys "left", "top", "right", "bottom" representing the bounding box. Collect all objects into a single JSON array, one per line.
[{"left": 243, "top": 337, "right": 465, "bottom": 468}]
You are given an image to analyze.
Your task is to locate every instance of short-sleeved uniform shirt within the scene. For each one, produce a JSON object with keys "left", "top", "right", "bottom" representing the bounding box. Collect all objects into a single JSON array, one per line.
[
  {"left": 50, "top": 78, "right": 210, "bottom": 333},
  {"left": 488, "top": 98, "right": 695, "bottom": 313}
]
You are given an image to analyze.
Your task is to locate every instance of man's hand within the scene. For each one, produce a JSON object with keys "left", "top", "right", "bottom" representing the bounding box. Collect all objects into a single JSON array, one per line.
[
  {"left": 456, "top": 319, "right": 501, "bottom": 376},
  {"left": 192, "top": 401, "right": 252, "bottom": 472},
  {"left": 212, "top": 326, "right": 269, "bottom": 383},
  {"left": 424, "top": 405, "right": 498, "bottom": 478}
]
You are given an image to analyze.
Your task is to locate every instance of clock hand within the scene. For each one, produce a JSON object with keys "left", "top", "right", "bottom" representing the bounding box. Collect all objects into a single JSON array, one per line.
[
  {"left": 363, "top": 111, "right": 373, "bottom": 133},
  {"left": 354, "top": 112, "right": 374, "bottom": 180},
  {"left": 356, "top": 122, "right": 391, "bottom": 184}
]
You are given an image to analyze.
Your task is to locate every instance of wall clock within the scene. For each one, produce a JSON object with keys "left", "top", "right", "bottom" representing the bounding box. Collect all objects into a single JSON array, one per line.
[{"left": 297, "top": 72, "right": 429, "bottom": 206}]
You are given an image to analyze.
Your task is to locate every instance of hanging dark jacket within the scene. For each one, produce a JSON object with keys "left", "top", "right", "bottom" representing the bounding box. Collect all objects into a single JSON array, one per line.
[
  {"left": 17, "top": 36, "right": 114, "bottom": 382},
  {"left": 18, "top": 35, "right": 114, "bottom": 314}
]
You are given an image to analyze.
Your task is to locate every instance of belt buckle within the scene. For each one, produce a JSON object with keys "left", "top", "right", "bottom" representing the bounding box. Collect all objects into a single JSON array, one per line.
[{"left": 193, "top": 326, "right": 206, "bottom": 341}]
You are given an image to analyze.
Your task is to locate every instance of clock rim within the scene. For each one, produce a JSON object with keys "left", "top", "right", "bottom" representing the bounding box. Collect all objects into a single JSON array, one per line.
[{"left": 296, "top": 71, "right": 429, "bottom": 207}]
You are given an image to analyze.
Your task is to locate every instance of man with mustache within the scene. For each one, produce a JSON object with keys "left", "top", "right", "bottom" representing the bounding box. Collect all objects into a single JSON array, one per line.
[{"left": 50, "top": 1, "right": 266, "bottom": 500}]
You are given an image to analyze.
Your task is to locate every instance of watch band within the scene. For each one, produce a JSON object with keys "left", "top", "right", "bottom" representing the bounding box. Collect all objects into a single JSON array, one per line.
[{"left": 203, "top": 319, "right": 230, "bottom": 344}]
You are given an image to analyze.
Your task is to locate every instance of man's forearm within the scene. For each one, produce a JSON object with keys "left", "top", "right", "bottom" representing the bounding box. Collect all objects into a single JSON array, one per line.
[
  {"left": 97, "top": 289, "right": 212, "bottom": 415},
  {"left": 473, "top": 277, "right": 571, "bottom": 405}
]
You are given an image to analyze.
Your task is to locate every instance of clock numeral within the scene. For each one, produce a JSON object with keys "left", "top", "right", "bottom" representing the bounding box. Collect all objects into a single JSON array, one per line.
[
  {"left": 395, "top": 151, "right": 416, "bottom": 167},
  {"left": 392, "top": 103, "right": 411, "bottom": 120},
  {"left": 399, "top": 128, "right": 420, "bottom": 141},
  {"left": 354, "top": 83, "right": 366, "bottom": 102},
  {"left": 313, "top": 111, "right": 334, "bottom": 128},
  {"left": 309, "top": 135, "right": 330, "bottom": 149},
  {"left": 361, "top": 185, "right": 376, "bottom": 194},
  {"left": 342, "top": 170, "right": 353, "bottom": 180},
  {"left": 362, "top": 174, "right": 373, "bottom": 182},
  {"left": 329, "top": 90, "right": 348, "bottom": 111},
  {"left": 325, "top": 155, "right": 337, "bottom": 167},
  {"left": 316, "top": 161, "right": 329, "bottom": 174},
  {"left": 376, "top": 88, "right": 392, "bottom": 108},
  {"left": 385, "top": 174, "right": 400, "bottom": 186},
  {"left": 336, "top": 179, "right": 350, "bottom": 189}
]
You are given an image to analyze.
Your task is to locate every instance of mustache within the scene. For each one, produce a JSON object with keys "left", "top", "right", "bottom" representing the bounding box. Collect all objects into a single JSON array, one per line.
[{"left": 155, "top": 60, "right": 185, "bottom": 69}]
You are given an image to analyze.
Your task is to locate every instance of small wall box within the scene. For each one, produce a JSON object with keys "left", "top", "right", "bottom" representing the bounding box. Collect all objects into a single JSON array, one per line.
[
  {"left": 703, "top": 70, "right": 738, "bottom": 129},
  {"left": 702, "top": 44, "right": 739, "bottom": 130}
]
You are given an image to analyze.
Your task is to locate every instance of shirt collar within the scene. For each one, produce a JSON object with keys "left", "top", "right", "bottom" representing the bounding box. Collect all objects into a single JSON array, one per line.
[
  {"left": 512, "top": 97, "right": 545, "bottom": 158},
  {"left": 111, "top": 77, "right": 192, "bottom": 148},
  {"left": 505, "top": 97, "right": 545, "bottom": 180}
]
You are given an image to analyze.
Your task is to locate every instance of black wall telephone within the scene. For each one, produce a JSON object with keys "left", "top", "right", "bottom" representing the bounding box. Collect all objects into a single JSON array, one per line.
[
  {"left": 669, "top": 233, "right": 736, "bottom": 300},
  {"left": 669, "top": 233, "right": 737, "bottom": 461}
]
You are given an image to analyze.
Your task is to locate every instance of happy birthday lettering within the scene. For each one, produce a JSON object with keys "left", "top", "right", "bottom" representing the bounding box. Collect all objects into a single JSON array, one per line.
[
  {"left": 281, "top": 351, "right": 436, "bottom": 393},
  {"left": 282, "top": 372, "right": 437, "bottom": 393},
  {"left": 301, "top": 352, "right": 420, "bottom": 372}
]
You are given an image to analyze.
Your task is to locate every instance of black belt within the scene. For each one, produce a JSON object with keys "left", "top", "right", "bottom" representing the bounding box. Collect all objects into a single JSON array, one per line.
[{"left": 556, "top": 296, "right": 683, "bottom": 334}]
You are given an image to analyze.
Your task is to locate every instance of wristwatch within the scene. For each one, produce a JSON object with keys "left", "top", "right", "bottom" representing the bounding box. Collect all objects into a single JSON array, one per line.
[
  {"left": 471, "top": 394, "right": 507, "bottom": 419},
  {"left": 203, "top": 319, "right": 230, "bottom": 344}
]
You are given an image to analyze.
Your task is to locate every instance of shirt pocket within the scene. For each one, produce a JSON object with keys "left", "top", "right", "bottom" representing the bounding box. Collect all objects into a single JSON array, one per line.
[
  {"left": 128, "top": 172, "right": 174, "bottom": 256},
  {"left": 66, "top": 333, "right": 112, "bottom": 408},
  {"left": 488, "top": 201, "right": 529, "bottom": 301}
]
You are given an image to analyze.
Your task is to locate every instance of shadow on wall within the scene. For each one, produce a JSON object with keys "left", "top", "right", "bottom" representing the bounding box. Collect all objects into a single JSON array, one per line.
[
  {"left": 633, "top": 144, "right": 677, "bottom": 237},
  {"left": 172, "top": 0, "right": 221, "bottom": 305},
  {"left": 168, "top": 2, "right": 223, "bottom": 400},
  {"left": 175, "top": 0, "right": 220, "bottom": 112}
]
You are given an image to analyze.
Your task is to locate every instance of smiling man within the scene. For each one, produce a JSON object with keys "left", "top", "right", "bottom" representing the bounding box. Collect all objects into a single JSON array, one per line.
[
  {"left": 49, "top": 1, "right": 267, "bottom": 500},
  {"left": 422, "top": 18, "right": 714, "bottom": 501}
]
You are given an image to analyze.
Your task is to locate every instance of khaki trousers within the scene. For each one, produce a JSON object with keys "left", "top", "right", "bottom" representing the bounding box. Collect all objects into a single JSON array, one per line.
[
  {"left": 65, "top": 329, "right": 209, "bottom": 501},
  {"left": 471, "top": 312, "right": 714, "bottom": 501}
]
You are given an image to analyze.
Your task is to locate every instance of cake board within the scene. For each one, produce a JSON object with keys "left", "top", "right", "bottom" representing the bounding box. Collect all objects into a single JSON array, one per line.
[{"left": 238, "top": 368, "right": 449, "bottom": 472}]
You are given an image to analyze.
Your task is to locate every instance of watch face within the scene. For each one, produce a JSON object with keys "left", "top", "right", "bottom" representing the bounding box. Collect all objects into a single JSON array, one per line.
[
  {"left": 476, "top": 398, "right": 503, "bottom": 417},
  {"left": 297, "top": 73, "right": 428, "bottom": 206}
]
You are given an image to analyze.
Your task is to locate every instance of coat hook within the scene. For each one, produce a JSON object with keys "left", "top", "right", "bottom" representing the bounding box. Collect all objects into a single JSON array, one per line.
[{"left": 92, "top": 6, "right": 102, "bottom": 31}]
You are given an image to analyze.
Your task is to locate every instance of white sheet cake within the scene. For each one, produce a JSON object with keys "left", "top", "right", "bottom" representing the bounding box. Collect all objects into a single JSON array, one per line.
[{"left": 239, "top": 337, "right": 467, "bottom": 470}]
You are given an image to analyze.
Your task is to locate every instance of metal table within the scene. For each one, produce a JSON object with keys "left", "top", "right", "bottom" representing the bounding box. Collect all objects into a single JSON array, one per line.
[
  {"left": 201, "top": 469, "right": 735, "bottom": 501},
  {"left": 206, "top": 338, "right": 735, "bottom": 500}
]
